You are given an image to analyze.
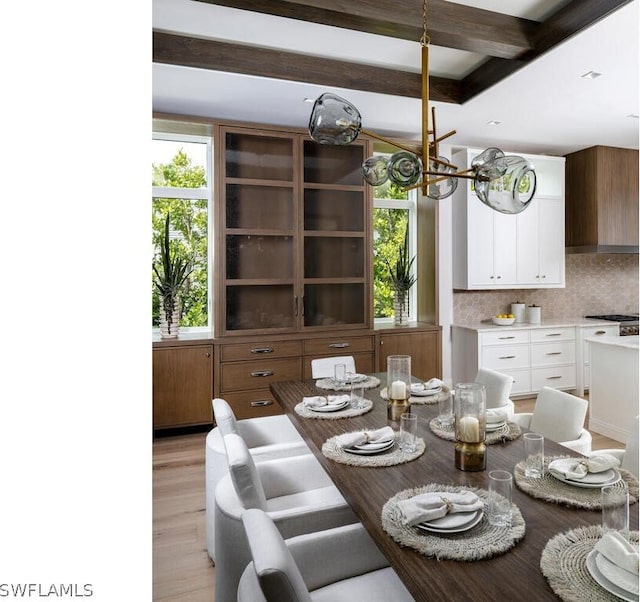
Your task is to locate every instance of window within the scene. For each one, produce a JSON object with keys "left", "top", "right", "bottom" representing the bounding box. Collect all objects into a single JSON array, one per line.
[
  {"left": 152, "top": 125, "right": 213, "bottom": 332},
  {"left": 372, "top": 153, "right": 417, "bottom": 322}
]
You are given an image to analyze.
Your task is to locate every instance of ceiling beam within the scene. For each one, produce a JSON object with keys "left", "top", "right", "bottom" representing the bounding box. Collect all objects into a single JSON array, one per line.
[
  {"left": 196, "top": 0, "right": 536, "bottom": 59},
  {"left": 153, "top": 31, "right": 461, "bottom": 103}
]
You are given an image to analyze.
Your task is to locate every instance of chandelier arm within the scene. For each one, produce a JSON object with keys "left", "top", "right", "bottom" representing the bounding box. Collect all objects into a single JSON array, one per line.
[
  {"left": 434, "top": 129, "right": 457, "bottom": 144},
  {"left": 360, "top": 128, "right": 422, "bottom": 155},
  {"left": 430, "top": 156, "right": 459, "bottom": 170}
]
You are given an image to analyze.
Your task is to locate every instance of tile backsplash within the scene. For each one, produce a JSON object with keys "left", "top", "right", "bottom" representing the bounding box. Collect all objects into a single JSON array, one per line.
[{"left": 453, "top": 253, "right": 639, "bottom": 322}]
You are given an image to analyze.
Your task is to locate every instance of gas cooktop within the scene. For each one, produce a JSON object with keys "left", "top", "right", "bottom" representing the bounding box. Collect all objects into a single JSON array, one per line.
[{"left": 585, "top": 314, "right": 639, "bottom": 322}]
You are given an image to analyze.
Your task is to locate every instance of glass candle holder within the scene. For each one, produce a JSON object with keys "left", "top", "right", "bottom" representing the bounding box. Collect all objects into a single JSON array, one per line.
[
  {"left": 454, "top": 383, "right": 487, "bottom": 471},
  {"left": 387, "top": 355, "right": 411, "bottom": 422}
]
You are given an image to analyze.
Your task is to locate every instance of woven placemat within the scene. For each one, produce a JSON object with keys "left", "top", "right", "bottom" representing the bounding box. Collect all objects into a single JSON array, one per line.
[
  {"left": 381, "top": 483, "right": 526, "bottom": 561},
  {"left": 380, "top": 385, "right": 450, "bottom": 406},
  {"left": 514, "top": 455, "right": 639, "bottom": 510},
  {"left": 294, "top": 399, "right": 373, "bottom": 420},
  {"left": 322, "top": 432, "right": 425, "bottom": 467},
  {"left": 429, "top": 418, "right": 522, "bottom": 445},
  {"left": 316, "top": 375, "right": 381, "bottom": 392},
  {"left": 540, "top": 525, "right": 639, "bottom": 602}
]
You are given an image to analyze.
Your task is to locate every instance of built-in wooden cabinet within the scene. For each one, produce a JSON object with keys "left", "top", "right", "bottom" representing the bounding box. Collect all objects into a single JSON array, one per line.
[
  {"left": 216, "top": 124, "right": 372, "bottom": 336},
  {"left": 565, "top": 145, "right": 639, "bottom": 252},
  {"left": 452, "top": 149, "right": 565, "bottom": 290},
  {"left": 153, "top": 343, "right": 214, "bottom": 429},
  {"left": 377, "top": 327, "right": 442, "bottom": 381}
]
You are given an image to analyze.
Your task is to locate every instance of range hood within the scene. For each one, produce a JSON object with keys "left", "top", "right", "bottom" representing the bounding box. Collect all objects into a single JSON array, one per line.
[{"left": 564, "top": 146, "right": 639, "bottom": 254}]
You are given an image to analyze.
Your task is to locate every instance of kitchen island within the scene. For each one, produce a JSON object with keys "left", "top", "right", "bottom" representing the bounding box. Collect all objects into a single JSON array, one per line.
[{"left": 586, "top": 335, "right": 639, "bottom": 442}]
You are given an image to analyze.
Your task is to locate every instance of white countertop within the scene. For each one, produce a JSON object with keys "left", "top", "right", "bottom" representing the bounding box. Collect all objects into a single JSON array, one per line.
[
  {"left": 452, "top": 317, "right": 618, "bottom": 332},
  {"left": 585, "top": 335, "right": 639, "bottom": 349}
]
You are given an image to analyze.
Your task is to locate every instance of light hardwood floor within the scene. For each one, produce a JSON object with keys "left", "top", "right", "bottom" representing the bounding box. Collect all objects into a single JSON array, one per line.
[{"left": 152, "top": 398, "right": 623, "bottom": 601}]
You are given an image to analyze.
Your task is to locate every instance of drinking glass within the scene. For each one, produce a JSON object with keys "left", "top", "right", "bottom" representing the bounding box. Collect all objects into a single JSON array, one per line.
[
  {"left": 350, "top": 384, "right": 366, "bottom": 410},
  {"left": 334, "top": 363, "right": 347, "bottom": 386},
  {"left": 437, "top": 392, "right": 454, "bottom": 428},
  {"left": 602, "top": 483, "right": 630, "bottom": 540},
  {"left": 488, "top": 470, "right": 513, "bottom": 527},
  {"left": 399, "top": 413, "right": 418, "bottom": 453},
  {"left": 523, "top": 433, "right": 544, "bottom": 478}
]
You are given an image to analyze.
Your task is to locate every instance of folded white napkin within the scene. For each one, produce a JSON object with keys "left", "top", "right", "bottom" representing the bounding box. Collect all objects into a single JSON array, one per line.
[
  {"left": 595, "top": 531, "right": 640, "bottom": 575},
  {"left": 302, "top": 394, "right": 349, "bottom": 408},
  {"left": 486, "top": 408, "right": 508, "bottom": 424},
  {"left": 397, "top": 491, "right": 484, "bottom": 526},
  {"left": 548, "top": 455, "right": 620, "bottom": 480},
  {"left": 335, "top": 426, "right": 395, "bottom": 449},
  {"left": 423, "top": 378, "right": 444, "bottom": 390}
]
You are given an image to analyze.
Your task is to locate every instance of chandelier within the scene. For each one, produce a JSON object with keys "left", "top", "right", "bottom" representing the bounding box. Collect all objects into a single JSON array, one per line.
[{"left": 308, "top": 0, "right": 536, "bottom": 214}]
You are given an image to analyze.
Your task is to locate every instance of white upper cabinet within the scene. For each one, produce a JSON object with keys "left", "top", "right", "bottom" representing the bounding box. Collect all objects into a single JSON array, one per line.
[{"left": 452, "top": 149, "right": 565, "bottom": 290}]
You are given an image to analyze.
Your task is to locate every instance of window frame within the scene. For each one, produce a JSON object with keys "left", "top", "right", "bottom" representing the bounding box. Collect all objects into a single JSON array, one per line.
[{"left": 152, "top": 131, "right": 214, "bottom": 334}]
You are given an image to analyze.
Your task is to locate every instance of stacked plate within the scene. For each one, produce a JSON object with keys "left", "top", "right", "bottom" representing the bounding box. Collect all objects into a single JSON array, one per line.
[
  {"left": 586, "top": 549, "right": 639, "bottom": 601},
  {"left": 549, "top": 459, "right": 622, "bottom": 489},
  {"left": 343, "top": 438, "right": 395, "bottom": 455},
  {"left": 343, "top": 373, "right": 368, "bottom": 385},
  {"left": 410, "top": 383, "right": 442, "bottom": 397},
  {"left": 414, "top": 509, "right": 483, "bottom": 534},
  {"left": 310, "top": 399, "right": 350, "bottom": 413}
]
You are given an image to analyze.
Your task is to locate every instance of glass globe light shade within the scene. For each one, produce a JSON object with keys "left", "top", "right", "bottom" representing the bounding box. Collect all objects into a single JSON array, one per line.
[
  {"left": 471, "top": 147, "right": 505, "bottom": 176},
  {"left": 425, "top": 155, "right": 459, "bottom": 200},
  {"left": 474, "top": 155, "right": 537, "bottom": 214},
  {"left": 387, "top": 151, "right": 422, "bottom": 187},
  {"left": 362, "top": 155, "right": 390, "bottom": 186},
  {"left": 308, "top": 93, "right": 362, "bottom": 145}
]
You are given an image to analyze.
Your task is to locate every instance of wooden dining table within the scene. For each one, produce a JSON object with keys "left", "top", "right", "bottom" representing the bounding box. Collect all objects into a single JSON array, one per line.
[{"left": 270, "top": 375, "right": 639, "bottom": 602}]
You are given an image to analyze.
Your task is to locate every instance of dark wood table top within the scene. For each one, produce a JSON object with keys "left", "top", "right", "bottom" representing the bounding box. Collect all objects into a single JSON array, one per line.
[{"left": 270, "top": 375, "right": 639, "bottom": 602}]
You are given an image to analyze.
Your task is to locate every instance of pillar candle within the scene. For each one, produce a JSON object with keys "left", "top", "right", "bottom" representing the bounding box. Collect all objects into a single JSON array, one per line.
[
  {"left": 390, "top": 380, "right": 406, "bottom": 399},
  {"left": 458, "top": 416, "right": 480, "bottom": 442}
]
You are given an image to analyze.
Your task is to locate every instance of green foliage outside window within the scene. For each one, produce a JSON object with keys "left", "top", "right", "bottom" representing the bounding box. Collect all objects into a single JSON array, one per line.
[
  {"left": 152, "top": 150, "right": 208, "bottom": 328},
  {"left": 373, "top": 182, "right": 410, "bottom": 318}
]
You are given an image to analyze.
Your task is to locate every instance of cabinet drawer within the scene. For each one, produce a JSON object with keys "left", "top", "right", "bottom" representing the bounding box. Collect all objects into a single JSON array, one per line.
[
  {"left": 500, "top": 368, "right": 531, "bottom": 396},
  {"left": 304, "top": 336, "right": 374, "bottom": 356},
  {"left": 221, "top": 358, "right": 302, "bottom": 392},
  {"left": 532, "top": 365, "right": 576, "bottom": 391},
  {"left": 530, "top": 327, "right": 575, "bottom": 342},
  {"left": 222, "top": 389, "right": 284, "bottom": 420},
  {"left": 480, "top": 330, "right": 529, "bottom": 346},
  {"left": 481, "top": 344, "right": 530, "bottom": 370},
  {"left": 582, "top": 326, "right": 619, "bottom": 362},
  {"left": 531, "top": 341, "right": 576, "bottom": 366},
  {"left": 221, "top": 340, "right": 302, "bottom": 362}
]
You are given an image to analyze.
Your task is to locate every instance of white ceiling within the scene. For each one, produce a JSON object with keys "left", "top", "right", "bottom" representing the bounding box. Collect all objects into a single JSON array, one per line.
[{"left": 152, "top": 0, "right": 640, "bottom": 156}]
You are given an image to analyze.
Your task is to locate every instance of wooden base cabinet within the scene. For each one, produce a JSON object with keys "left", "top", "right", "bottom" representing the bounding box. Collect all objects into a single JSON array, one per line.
[
  {"left": 153, "top": 344, "right": 214, "bottom": 429},
  {"left": 377, "top": 327, "right": 442, "bottom": 381}
]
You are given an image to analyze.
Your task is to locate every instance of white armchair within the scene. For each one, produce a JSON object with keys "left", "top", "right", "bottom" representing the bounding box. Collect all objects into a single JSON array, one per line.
[
  {"left": 310, "top": 355, "right": 356, "bottom": 379},
  {"left": 588, "top": 415, "right": 639, "bottom": 477},
  {"left": 215, "top": 433, "right": 357, "bottom": 602},
  {"left": 511, "top": 386, "right": 592, "bottom": 454},
  {"left": 238, "top": 508, "right": 414, "bottom": 602},
  {"left": 205, "top": 398, "right": 310, "bottom": 561},
  {"left": 474, "top": 367, "right": 515, "bottom": 418}
]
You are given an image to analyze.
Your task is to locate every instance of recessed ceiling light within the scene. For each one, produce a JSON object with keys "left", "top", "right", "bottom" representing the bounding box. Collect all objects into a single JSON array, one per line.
[
  {"left": 581, "top": 70, "right": 602, "bottom": 79},
  {"left": 486, "top": 120, "right": 501, "bottom": 126},
  {"left": 303, "top": 97, "right": 315, "bottom": 103}
]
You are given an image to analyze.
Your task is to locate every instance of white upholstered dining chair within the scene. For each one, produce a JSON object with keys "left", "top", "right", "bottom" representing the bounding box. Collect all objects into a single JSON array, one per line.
[
  {"left": 588, "top": 414, "right": 639, "bottom": 477},
  {"left": 310, "top": 355, "right": 356, "bottom": 379},
  {"left": 474, "top": 367, "right": 515, "bottom": 418},
  {"left": 511, "top": 386, "right": 592, "bottom": 454},
  {"left": 205, "top": 398, "right": 310, "bottom": 561},
  {"left": 214, "top": 433, "right": 357, "bottom": 601},
  {"left": 237, "top": 508, "right": 414, "bottom": 602}
]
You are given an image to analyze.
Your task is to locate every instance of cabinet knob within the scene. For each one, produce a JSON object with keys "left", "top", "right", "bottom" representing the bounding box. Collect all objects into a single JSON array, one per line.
[
  {"left": 205, "top": 352, "right": 211, "bottom": 357},
  {"left": 497, "top": 275, "right": 502, "bottom": 279}
]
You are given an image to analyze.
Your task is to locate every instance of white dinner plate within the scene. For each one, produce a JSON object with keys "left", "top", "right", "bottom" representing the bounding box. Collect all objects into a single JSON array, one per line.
[
  {"left": 415, "top": 509, "right": 483, "bottom": 534},
  {"left": 550, "top": 468, "right": 622, "bottom": 489},
  {"left": 486, "top": 421, "right": 507, "bottom": 432},
  {"left": 344, "top": 440, "right": 395, "bottom": 455},
  {"left": 586, "top": 550, "right": 639, "bottom": 602},
  {"left": 410, "top": 385, "right": 442, "bottom": 397},
  {"left": 353, "top": 439, "right": 395, "bottom": 451},
  {"left": 596, "top": 550, "right": 640, "bottom": 596},
  {"left": 310, "top": 401, "right": 350, "bottom": 413}
]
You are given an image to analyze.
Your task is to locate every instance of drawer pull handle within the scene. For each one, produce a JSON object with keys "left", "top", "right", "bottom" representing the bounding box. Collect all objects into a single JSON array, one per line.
[
  {"left": 499, "top": 355, "right": 516, "bottom": 359},
  {"left": 595, "top": 330, "right": 607, "bottom": 335},
  {"left": 546, "top": 333, "right": 562, "bottom": 337},
  {"left": 498, "top": 336, "right": 516, "bottom": 340},
  {"left": 329, "top": 342, "right": 350, "bottom": 349},
  {"left": 547, "top": 375, "right": 562, "bottom": 380},
  {"left": 250, "top": 370, "right": 274, "bottom": 377},
  {"left": 250, "top": 400, "right": 274, "bottom": 407},
  {"left": 251, "top": 347, "right": 274, "bottom": 354},
  {"left": 546, "top": 352, "right": 562, "bottom": 356}
]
